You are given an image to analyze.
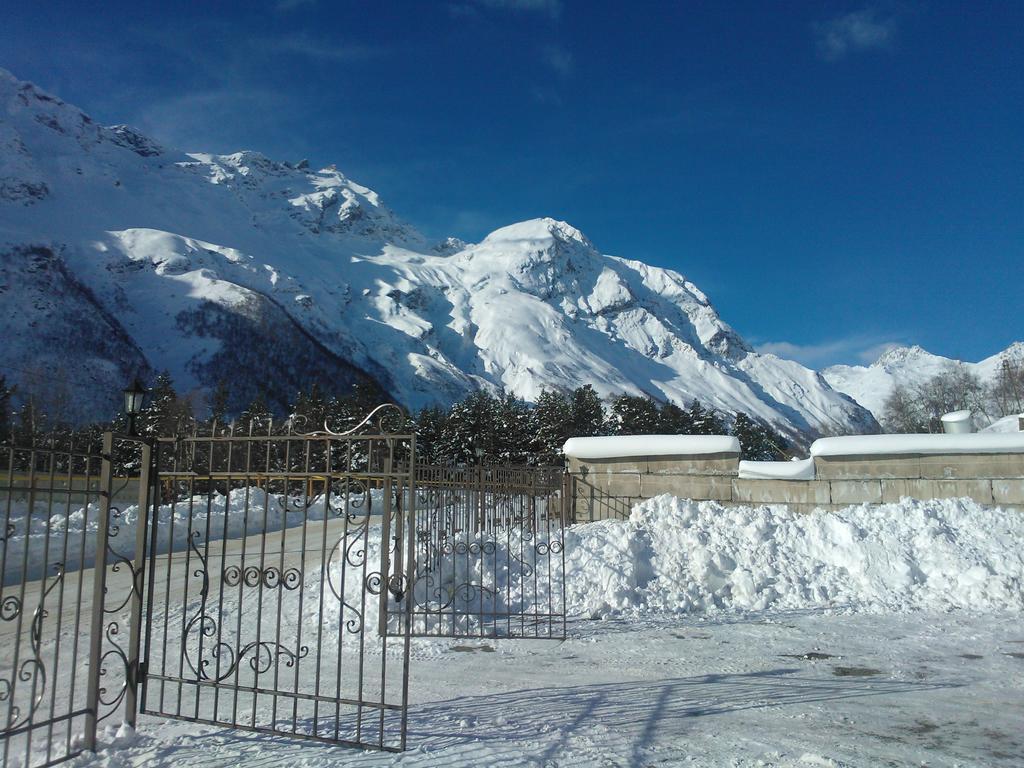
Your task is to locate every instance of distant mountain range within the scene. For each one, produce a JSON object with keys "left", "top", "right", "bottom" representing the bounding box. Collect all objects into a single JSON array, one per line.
[
  {"left": 1, "top": 66, "right": 968, "bottom": 440},
  {"left": 822, "top": 343, "right": 1023, "bottom": 424}
]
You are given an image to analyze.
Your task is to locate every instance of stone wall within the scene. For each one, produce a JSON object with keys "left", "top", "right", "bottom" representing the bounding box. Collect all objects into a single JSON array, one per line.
[{"left": 568, "top": 451, "right": 1024, "bottom": 521}]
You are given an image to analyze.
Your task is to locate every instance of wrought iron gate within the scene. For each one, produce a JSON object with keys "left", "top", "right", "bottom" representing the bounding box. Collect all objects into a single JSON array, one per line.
[
  {"left": 1, "top": 407, "right": 571, "bottom": 766},
  {"left": 399, "top": 465, "right": 567, "bottom": 640},
  {"left": 139, "top": 419, "right": 416, "bottom": 752},
  {"left": 0, "top": 433, "right": 150, "bottom": 768}
]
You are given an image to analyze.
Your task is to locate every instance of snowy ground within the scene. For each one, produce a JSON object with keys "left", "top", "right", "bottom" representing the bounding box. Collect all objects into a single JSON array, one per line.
[
  {"left": 79, "top": 611, "right": 1024, "bottom": 767},
  {"left": 5, "top": 495, "right": 1023, "bottom": 766}
]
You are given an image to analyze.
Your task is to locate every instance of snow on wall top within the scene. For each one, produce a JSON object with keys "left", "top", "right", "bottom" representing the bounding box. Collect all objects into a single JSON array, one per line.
[
  {"left": 563, "top": 434, "right": 740, "bottom": 459},
  {"left": 737, "top": 458, "right": 815, "bottom": 480},
  {"left": 810, "top": 433, "right": 1024, "bottom": 457}
]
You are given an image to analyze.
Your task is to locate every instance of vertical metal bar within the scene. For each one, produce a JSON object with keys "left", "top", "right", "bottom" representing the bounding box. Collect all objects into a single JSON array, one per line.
[
  {"left": 84, "top": 431, "right": 115, "bottom": 752},
  {"left": 559, "top": 481, "right": 567, "bottom": 640},
  {"left": 332, "top": 440, "right": 352, "bottom": 742},
  {"left": 158, "top": 440, "right": 179, "bottom": 715},
  {"left": 0, "top": 445, "right": 16, "bottom": 756},
  {"left": 142, "top": 442, "right": 162, "bottom": 717},
  {"left": 125, "top": 440, "right": 152, "bottom": 727},
  {"left": 46, "top": 446, "right": 77, "bottom": 761},
  {"left": 377, "top": 439, "right": 395, "bottom": 743},
  {"left": 250, "top": 422, "right": 273, "bottom": 729},
  {"left": 212, "top": 433, "right": 234, "bottom": 724},
  {"left": 26, "top": 445, "right": 57, "bottom": 767},
  {"left": 376, "top": 438, "right": 392, "bottom": 639},
  {"left": 175, "top": 437, "right": 199, "bottom": 717},
  {"left": 4, "top": 447, "right": 36, "bottom": 766},
  {"left": 312, "top": 438, "right": 331, "bottom": 738},
  {"left": 354, "top": 440, "right": 371, "bottom": 744},
  {"left": 193, "top": 434, "right": 217, "bottom": 721},
  {"left": 270, "top": 434, "right": 294, "bottom": 732},
  {"left": 477, "top": 466, "right": 485, "bottom": 639},
  {"left": 231, "top": 424, "right": 254, "bottom": 728},
  {"left": 290, "top": 438, "right": 312, "bottom": 733},
  {"left": 65, "top": 449, "right": 96, "bottom": 757},
  {"left": 399, "top": 435, "right": 415, "bottom": 750}
]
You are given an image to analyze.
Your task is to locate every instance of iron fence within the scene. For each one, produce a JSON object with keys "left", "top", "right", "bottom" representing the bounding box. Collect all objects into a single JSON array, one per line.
[
  {"left": 0, "top": 407, "right": 575, "bottom": 766},
  {"left": 139, "top": 420, "right": 416, "bottom": 752},
  {"left": 0, "top": 434, "right": 150, "bottom": 768},
  {"left": 401, "top": 465, "right": 568, "bottom": 639}
]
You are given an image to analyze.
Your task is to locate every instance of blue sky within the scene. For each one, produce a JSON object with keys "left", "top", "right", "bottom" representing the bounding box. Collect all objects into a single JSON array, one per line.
[{"left": 3, "top": 0, "right": 1021, "bottom": 368}]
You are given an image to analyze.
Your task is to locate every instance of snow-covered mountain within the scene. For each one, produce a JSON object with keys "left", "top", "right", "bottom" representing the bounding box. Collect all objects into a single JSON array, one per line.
[
  {"left": 823, "top": 343, "right": 1024, "bottom": 421},
  {"left": 0, "top": 68, "right": 877, "bottom": 437}
]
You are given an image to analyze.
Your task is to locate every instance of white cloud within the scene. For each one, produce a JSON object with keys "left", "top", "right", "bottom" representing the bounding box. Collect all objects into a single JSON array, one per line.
[
  {"left": 262, "top": 32, "right": 385, "bottom": 62},
  {"left": 756, "top": 337, "right": 905, "bottom": 368},
  {"left": 470, "top": 0, "right": 562, "bottom": 18},
  {"left": 130, "top": 88, "right": 285, "bottom": 153},
  {"left": 543, "top": 44, "right": 573, "bottom": 78},
  {"left": 814, "top": 8, "right": 896, "bottom": 61},
  {"left": 275, "top": 0, "right": 317, "bottom": 12}
]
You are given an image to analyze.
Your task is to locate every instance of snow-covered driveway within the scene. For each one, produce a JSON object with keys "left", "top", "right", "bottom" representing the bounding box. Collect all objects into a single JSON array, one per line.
[
  {"left": 16, "top": 494, "right": 1024, "bottom": 766},
  {"left": 79, "top": 611, "right": 1024, "bottom": 767}
]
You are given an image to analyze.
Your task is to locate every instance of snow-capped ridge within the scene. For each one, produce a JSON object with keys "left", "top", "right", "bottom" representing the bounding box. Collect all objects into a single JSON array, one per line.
[
  {"left": 825, "top": 341, "right": 1024, "bottom": 423},
  {"left": 481, "top": 217, "right": 592, "bottom": 248},
  {"left": 871, "top": 344, "right": 930, "bottom": 369},
  {"left": 0, "top": 68, "right": 876, "bottom": 438}
]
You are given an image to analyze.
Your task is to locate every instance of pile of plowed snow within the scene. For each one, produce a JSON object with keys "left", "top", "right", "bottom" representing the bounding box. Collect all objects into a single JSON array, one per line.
[{"left": 564, "top": 496, "right": 1024, "bottom": 616}]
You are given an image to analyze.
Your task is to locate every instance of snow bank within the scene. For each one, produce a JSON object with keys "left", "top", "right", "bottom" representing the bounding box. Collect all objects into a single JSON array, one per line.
[
  {"left": 810, "top": 433, "right": 1024, "bottom": 456},
  {"left": 563, "top": 434, "right": 739, "bottom": 459},
  {"left": 982, "top": 414, "right": 1022, "bottom": 433},
  {"left": 566, "top": 496, "right": 1024, "bottom": 616},
  {"left": 737, "top": 458, "right": 815, "bottom": 480},
  {"left": 2, "top": 487, "right": 382, "bottom": 583}
]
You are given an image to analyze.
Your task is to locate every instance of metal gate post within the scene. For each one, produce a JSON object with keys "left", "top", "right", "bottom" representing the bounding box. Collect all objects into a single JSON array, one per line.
[
  {"left": 476, "top": 465, "right": 484, "bottom": 535},
  {"left": 83, "top": 431, "right": 114, "bottom": 752},
  {"left": 561, "top": 471, "right": 572, "bottom": 525},
  {"left": 378, "top": 443, "right": 394, "bottom": 638},
  {"left": 124, "top": 440, "right": 153, "bottom": 727},
  {"left": 399, "top": 435, "right": 415, "bottom": 750}
]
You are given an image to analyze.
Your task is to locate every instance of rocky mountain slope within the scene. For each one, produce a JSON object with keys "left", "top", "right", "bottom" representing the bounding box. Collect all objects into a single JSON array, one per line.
[{"left": 0, "top": 68, "right": 877, "bottom": 437}]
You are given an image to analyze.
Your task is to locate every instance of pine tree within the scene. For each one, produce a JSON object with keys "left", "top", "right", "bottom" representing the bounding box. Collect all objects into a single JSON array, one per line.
[
  {"left": 139, "top": 371, "right": 193, "bottom": 438},
  {"left": 239, "top": 391, "right": 273, "bottom": 434},
  {"left": 208, "top": 379, "right": 230, "bottom": 427},
  {"left": 13, "top": 395, "right": 44, "bottom": 446},
  {"left": 610, "top": 394, "right": 660, "bottom": 435},
  {"left": 532, "top": 389, "right": 572, "bottom": 465},
  {"left": 414, "top": 406, "right": 448, "bottom": 464},
  {"left": 568, "top": 385, "right": 606, "bottom": 438},
  {"left": 439, "top": 390, "right": 499, "bottom": 464},
  {"left": 658, "top": 401, "right": 693, "bottom": 434},
  {"left": 494, "top": 392, "right": 535, "bottom": 465},
  {"left": 687, "top": 400, "right": 726, "bottom": 435},
  {"left": 289, "top": 383, "right": 328, "bottom": 433},
  {"left": 731, "top": 412, "right": 788, "bottom": 460}
]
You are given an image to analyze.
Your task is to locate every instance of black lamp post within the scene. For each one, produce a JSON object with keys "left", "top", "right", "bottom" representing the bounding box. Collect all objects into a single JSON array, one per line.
[{"left": 123, "top": 379, "right": 147, "bottom": 435}]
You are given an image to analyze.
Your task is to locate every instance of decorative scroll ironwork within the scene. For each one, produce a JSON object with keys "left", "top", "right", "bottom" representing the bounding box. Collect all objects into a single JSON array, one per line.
[
  {"left": 223, "top": 565, "right": 302, "bottom": 590},
  {"left": 400, "top": 464, "right": 567, "bottom": 640},
  {"left": 0, "top": 438, "right": 128, "bottom": 767},
  {"left": 141, "top": 406, "right": 416, "bottom": 753}
]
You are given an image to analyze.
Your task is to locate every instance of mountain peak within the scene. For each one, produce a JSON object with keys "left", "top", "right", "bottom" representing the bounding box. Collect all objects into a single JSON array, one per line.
[
  {"left": 482, "top": 217, "right": 591, "bottom": 248},
  {"left": 0, "top": 67, "right": 878, "bottom": 439},
  {"left": 871, "top": 344, "right": 930, "bottom": 368}
]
